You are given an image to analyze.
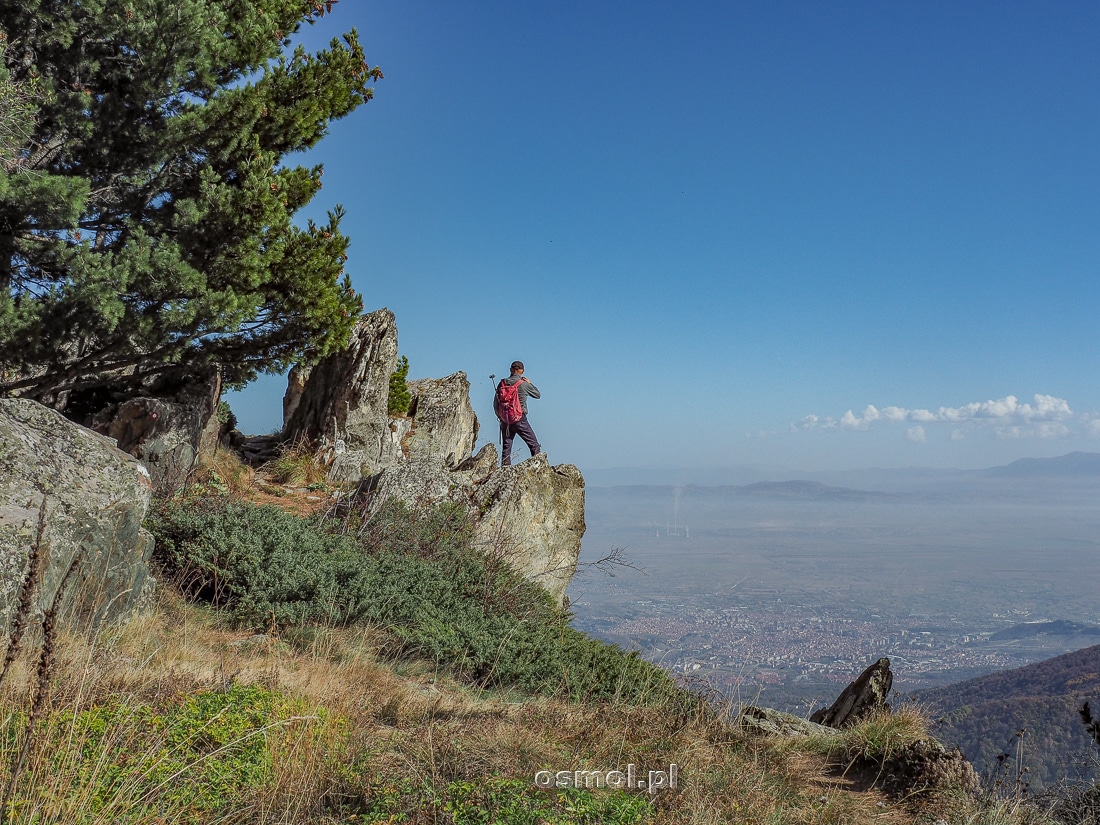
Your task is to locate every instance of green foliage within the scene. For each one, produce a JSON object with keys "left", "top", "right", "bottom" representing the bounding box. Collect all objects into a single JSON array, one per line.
[
  {"left": 0, "top": 2, "right": 377, "bottom": 405},
  {"left": 388, "top": 354, "right": 411, "bottom": 416},
  {"left": 148, "top": 498, "right": 688, "bottom": 705},
  {"left": 4, "top": 684, "right": 278, "bottom": 822},
  {"left": 357, "top": 775, "right": 654, "bottom": 824},
  {"left": 216, "top": 400, "right": 237, "bottom": 431},
  {"left": 0, "top": 32, "right": 35, "bottom": 170}
]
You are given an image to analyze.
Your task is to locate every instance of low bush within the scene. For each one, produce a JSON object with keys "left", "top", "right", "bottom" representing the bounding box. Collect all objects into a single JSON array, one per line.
[
  {"left": 2, "top": 683, "right": 287, "bottom": 822},
  {"left": 148, "top": 498, "right": 689, "bottom": 707}
]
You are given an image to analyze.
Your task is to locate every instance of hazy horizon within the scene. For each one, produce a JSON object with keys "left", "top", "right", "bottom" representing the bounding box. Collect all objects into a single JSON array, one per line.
[{"left": 569, "top": 465, "right": 1100, "bottom": 709}]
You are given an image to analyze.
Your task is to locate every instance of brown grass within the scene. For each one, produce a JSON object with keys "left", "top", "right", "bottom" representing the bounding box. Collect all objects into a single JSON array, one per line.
[
  {"left": 263, "top": 438, "right": 328, "bottom": 489},
  {"left": 0, "top": 585, "right": 1040, "bottom": 824},
  {"left": 0, "top": 491, "right": 1055, "bottom": 825}
]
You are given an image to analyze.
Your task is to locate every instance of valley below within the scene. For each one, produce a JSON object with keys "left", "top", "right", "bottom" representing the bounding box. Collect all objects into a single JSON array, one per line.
[{"left": 567, "top": 470, "right": 1100, "bottom": 715}]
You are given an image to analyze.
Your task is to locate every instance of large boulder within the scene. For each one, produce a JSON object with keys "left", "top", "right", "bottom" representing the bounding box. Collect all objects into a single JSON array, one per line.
[
  {"left": 282, "top": 310, "right": 480, "bottom": 481},
  {"left": 283, "top": 308, "right": 402, "bottom": 479},
  {"left": 811, "top": 657, "right": 893, "bottom": 728},
  {"left": 468, "top": 453, "right": 584, "bottom": 604},
  {"left": 738, "top": 706, "right": 834, "bottom": 738},
  {"left": 0, "top": 399, "right": 154, "bottom": 635},
  {"left": 405, "top": 374, "right": 479, "bottom": 465},
  {"left": 878, "top": 738, "right": 980, "bottom": 797},
  {"left": 361, "top": 449, "right": 585, "bottom": 606},
  {"left": 92, "top": 371, "right": 222, "bottom": 493}
]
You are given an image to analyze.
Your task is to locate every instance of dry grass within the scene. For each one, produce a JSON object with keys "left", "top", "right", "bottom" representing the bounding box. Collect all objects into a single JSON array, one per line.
[
  {"left": 263, "top": 438, "right": 328, "bottom": 489},
  {"left": 175, "top": 446, "right": 338, "bottom": 518},
  {"left": 187, "top": 446, "right": 256, "bottom": 499},
  {"left": 0, "top": 587, "right": 1021, "bottom": 824}
]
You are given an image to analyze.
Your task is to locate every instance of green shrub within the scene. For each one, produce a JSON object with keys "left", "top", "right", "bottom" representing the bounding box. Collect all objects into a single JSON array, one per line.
[
  {"left": 387, "top": 354, "right": 411, "bottom": 416},
  {"left": 358, "top": 776, "right": 654, "bottom": 824},
  {"left": 5, "top": 684, "right": 280, "bottom": 822},
  {"left": 216, "top": 399, "right": 237, "bottom": 431},
  {"left": 148, "top": 499, "right": 690, "bottom": 706}
]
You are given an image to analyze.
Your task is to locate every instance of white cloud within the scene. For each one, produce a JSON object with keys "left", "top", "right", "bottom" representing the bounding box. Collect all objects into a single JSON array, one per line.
[
  {"left": 840, "top": 410, "right": 869, "bottom": 430},
  {"left": 795, "top": 394, "right": 1082, "bottom": 440}
]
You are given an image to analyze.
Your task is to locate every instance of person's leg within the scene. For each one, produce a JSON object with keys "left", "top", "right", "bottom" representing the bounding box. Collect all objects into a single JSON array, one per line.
[
  {"left": 513, "top": 416, "right": 541, "bottom": 458},
  {"left": 500, "top": 421, "right": 515, "bottom": 465}
]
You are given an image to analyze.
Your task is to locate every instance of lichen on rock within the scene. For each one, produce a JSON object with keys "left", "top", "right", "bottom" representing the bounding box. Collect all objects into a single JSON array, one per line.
[{"left": 0, "top": 398, "right": 155, "bottom": 635}]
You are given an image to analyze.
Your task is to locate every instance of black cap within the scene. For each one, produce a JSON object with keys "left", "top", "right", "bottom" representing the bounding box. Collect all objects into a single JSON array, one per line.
[{"left": 510, "top": 360, "right": 524, "bottom": 372}]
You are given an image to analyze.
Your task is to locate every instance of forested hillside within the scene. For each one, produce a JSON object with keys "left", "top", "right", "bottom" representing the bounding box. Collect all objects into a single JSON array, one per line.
[{"left": 918, "top": 644, "right": 1100, "bottom": 787}]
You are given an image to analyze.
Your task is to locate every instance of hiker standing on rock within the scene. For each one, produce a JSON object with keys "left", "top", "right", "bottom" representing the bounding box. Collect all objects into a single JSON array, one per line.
[{"left": 495, "top": 360, "right": 541, "bottom": 466}]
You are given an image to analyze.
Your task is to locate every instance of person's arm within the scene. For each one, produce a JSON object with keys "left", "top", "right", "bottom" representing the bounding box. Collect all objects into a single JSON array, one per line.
[{"left": 522, "top": 379, "right": 540, "bottom": 399}]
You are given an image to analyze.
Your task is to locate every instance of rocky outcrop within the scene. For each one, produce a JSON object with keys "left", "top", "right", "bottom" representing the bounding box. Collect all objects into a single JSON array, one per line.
[
  {"left": 405, "top": 374, "right": 479, "bottom": 465},
  {"left": 283, "top": 308, "right": 400, "bottom": 453},
  {"left": 468, "top": 453, "right": 584, "bottom": 604},
  {"left": 360, "top": 448, "right": 585, "bottom": 607},
  {"left": 282, "top": 308, "right": 584, "bottom": 603},
  {"left": 93, "top": 372, "right": 222, "bottom": 493},
  {"left": 878, "top": 738, "right": 980, "bottom": 797},
  {"left": 0, "top": 399, "right": 154, "bottom": 635},
  {"left": 281, "top": 310, "right": 480, "bottom": 481},
  {"left": 811, "top": 657, "right": 893, "bottom": 728},
  {"left": 283, "top": 308, "right": 455, "bottom": 477},
  {"left": 283, "top": 308, "right": 403, "bottom": 480},
  {"left": 738, "top": 706, "right": 834, "bottom": 738}
]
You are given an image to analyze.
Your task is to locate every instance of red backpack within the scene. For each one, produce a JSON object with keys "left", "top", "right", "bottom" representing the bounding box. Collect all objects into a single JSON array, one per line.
[{"left": 495, "top": 380, "right": 524, "bottom": 424}]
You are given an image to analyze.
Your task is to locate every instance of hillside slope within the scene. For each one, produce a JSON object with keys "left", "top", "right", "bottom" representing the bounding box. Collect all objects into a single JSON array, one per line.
[{"left": 917, "top": 643, "right": 1100, "bottom": 787}]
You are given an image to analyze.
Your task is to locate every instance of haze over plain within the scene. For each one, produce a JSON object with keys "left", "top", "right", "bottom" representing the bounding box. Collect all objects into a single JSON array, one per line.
[{"left": 227, "top": 1, "right": 1100, "bottom": 474}]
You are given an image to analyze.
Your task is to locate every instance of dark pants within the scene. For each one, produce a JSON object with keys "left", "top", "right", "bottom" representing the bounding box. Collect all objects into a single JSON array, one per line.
[{"left": 501, "top": 416, "right": 540, "bottom": 465}]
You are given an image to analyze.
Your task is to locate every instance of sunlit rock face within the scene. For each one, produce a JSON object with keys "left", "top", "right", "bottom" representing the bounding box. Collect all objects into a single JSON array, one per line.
[
  {"left": 362, "top": 449, "right": 585, "bottom": 607},
  {"left": 282, "top": 308, "right": 585, "bottom": 604},
  {"left": 0, "top": 399, "right": 155, "bottom": 635}
]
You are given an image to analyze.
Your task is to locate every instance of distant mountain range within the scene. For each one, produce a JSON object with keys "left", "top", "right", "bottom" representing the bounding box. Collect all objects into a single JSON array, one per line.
[
  {"left": 915, "top": 643, "right": 1100, "bottom": 787},
  {"left": 588, "top": 452, "right": 1100, "bottom": 503},
  {"left": 595, "top": 479, "right": 901, "bottom": 502},
  {"left": 982, "top": 451, "right": 1100, "bottom": 478}
]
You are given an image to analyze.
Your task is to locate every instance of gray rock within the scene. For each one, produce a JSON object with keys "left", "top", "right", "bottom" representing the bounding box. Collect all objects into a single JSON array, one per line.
[
  {"left": 405, "top": 373, "right": 478, "bottom": 464},
  {"left": 879, "top": 738, "right": 980, "bottom": 797},
  {"left": 810, "top": 657, "right": 893, "bottom": 728},
  {"left": 361, "top": 456, "right": 461, "bottom": 510},
  {"left": 283, "top": 308, "right": 402, "bottom": 476},
  {"left": 361, "top": 451, "right": 585, "bottom": 606},
  {"left": 457, "top": 443, "right": 499, "bottom": 477},
  {"left": 283, "top": 311, "right": 478, "bottom": 480},
  {"left": 0, "top": 398, "right": 154, "bottom": 635},
  {"left": 94, "top": 372, "right": 221, "bottom": 493},
  {"left": 469, "top": 454, "right": 584, "bottom": 605},
  {"left": 738, "top": 706, "right": 835, "bottom": 737}
]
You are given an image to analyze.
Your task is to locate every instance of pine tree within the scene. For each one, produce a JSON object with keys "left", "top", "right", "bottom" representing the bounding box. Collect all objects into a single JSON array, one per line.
[
  {"left": 0, "top": 1, "right": 379, "bottom": 411},
  {"left": 388, "top": 354, "right": 411, "bottom": 416}
]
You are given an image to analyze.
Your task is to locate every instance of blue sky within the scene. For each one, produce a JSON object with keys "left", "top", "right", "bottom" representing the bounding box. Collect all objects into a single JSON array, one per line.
[{"left": 227, "top": 1, "right": 1100, "bottom": 473}]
